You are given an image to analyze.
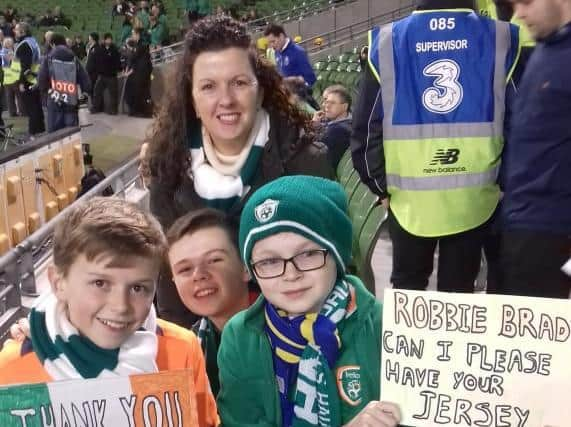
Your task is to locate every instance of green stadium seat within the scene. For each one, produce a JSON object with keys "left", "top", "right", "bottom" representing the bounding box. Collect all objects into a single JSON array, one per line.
[
  {"left": 347, "top": 63, "right": 359, "bottom": 73},
  {"left": 356, "top": 205, "right": 388, "bottom": 294},
  {"left": 325, "top": 61, "right": 339, "bottom": 71},
  {"left": 345, "top": 171, "right": 361, "bottom": 201},
  {"left": 336, "top": 149, "right": 352, "bottom": 179},
  {"left": 350, "top": 187, "right": 379, "bottom": 275},
  {"left": 339, "top": 165, "right": 355, "bottom": 189},
  {"left": 317, "top": 71, "right": 331, "bottom": 83},
  {"left": 313, "top": 61, "right": 325, "bottom": 71},
  {"left": 343, "top": 169, "right": 360, "bottom": 196}
]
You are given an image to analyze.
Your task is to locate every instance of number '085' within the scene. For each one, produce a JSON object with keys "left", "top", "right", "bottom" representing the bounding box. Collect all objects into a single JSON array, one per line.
[{"left": 429, "top": 18, "right": 456, "bottom": 31}]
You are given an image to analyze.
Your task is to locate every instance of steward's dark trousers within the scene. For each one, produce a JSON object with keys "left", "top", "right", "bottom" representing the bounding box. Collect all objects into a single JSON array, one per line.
[
  {"left": 500, "top": 230, "right": 571, "bottom": 298},
  {"left": 388, "top": 209, "right": 486, "bottom": 292},
  {"left": 4, "top": 83, "right": 19, "bottom": 116},
  {"left": 47, "top": 103, "right": 79, "bottom": 133},
  {"left": 92, "top": 76, "right": 118, "bottom": 115},
  {"left": 21, "top": 88, "right": 45, "bottom": 135}
]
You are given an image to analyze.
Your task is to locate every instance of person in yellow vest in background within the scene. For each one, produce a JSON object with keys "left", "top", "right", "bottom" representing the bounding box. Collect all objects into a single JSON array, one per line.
[
  {"left": 351, "top": 0, "right": 521, "bottom": 292},
  {"left": 494, "top": 0, "right": 536, "bottom": 84},
  {"left": 1, "top": 37, "right": 20, "bottom": 117},
  {"left": 13, "top": 22, "right": 45, "bottom": 136},
  {"left": 478, "top": 0, "right": 535, "bottom": 83},
  {"left": 476, "top": 0, "right": 498, "bottom": 18}
]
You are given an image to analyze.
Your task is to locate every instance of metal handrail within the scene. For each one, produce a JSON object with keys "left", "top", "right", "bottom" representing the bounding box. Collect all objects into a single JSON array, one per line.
[
  {"left": 246, "top": 0, "right": 353, "bottom": 31},
  {"left": 151, "top": 2, "right": 415, "bottom": 66},
  {"left": 0, "top": 156, "right": 143, "bottom": 341},
  {"left": 300, "top": 3, "right": 415, "bottom": 54}
]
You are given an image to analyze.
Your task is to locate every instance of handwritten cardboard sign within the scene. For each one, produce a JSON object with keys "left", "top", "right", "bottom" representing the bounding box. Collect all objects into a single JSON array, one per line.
[
  {"left": 381, "top": 290, "right": 571, "bottom": 427},
  {"left": 0, "top": 370, "right": 199, "bottom": 426}
]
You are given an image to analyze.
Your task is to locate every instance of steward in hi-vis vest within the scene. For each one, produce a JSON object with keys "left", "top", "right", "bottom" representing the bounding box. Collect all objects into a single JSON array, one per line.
[
  {"left": 350, "top": 0, "right": 520, "bottom": 292},
  {"left": 12, "top": 36, "right": 41, "bottom": 86},
  {"left": 13, "top": 22, "right": 45, "bottom": 135}
]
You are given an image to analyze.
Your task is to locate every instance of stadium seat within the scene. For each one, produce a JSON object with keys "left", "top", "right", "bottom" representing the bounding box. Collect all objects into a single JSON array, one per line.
[
  {"left": 346, "top": 62, "right": 360, "bottom": 73},
  {"left": 339, "top": 164, "right": 355, "bottom": 189},
  {"left": 357, "top": 205, "right": 388, "bottom": 294},
  {"left": 325, "top": 61, "right": 339, "bottom": 71},
  {"left": 343, "top": 169, "right": 360, "bottom": 198},
  {"left": 336, "top": 149, "right": 352, "bottom": 179},
  {"left": 350, "top": 186, "right": 379, "bottom": 274},
  {"left": 313, "top": 61, "right": 326, "bottom": 71}
]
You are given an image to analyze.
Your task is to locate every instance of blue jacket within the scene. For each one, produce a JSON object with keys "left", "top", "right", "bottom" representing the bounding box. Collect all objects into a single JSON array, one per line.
[
  {"left": 276, "top": 39, "right": 316, "bottom": 87},
  {"left": 502, "top": 23, "right": 571, "bottom": 235}
]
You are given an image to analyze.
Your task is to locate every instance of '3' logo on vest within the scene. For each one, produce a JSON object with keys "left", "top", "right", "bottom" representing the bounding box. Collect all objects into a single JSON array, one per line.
[{"left": 422, "top": 59, "right": 463, "bottom": 114}]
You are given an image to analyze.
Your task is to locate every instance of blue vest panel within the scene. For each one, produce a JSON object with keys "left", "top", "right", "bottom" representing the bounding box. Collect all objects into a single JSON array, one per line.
[{"left": 370, "top": 10, "right": 518, "bottom": 128}]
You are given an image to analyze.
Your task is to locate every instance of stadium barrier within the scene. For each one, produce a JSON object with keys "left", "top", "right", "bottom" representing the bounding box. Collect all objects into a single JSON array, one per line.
[
  {"left": 0, "top": 155, "right": 144, "bottom": 342},
  {"left": 0, "top": 128, "right": 84, "bottom": 258}
]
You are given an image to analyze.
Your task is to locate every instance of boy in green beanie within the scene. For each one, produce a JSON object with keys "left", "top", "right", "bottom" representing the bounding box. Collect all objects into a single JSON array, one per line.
[{"left": 217, "top": 175, "right": 401, "bottom": 427}]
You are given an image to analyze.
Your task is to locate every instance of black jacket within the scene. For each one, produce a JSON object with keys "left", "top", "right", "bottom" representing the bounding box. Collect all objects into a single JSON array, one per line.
[
  {"left": 149, "top": 110, "right": 334, "bottom": 231},
  {"left": 321, "top": 116, "right": 352, "bottom": 169},
  {"left": 86, "top": 44, "right": 122, "bottom": 79},
  {"left": 128, "top": 42, "right": 152, "bottom": 80}
]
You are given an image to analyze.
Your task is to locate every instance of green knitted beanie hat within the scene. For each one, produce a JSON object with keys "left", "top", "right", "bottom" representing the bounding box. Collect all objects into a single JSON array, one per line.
[{"left": 239, "top": 175, "right": 352, "bottom": 277}]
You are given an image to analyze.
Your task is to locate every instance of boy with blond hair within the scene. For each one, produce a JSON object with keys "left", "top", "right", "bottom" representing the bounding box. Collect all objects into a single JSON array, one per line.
[{"left": 0, "top": 197, "right": 218, "bottom": 427}]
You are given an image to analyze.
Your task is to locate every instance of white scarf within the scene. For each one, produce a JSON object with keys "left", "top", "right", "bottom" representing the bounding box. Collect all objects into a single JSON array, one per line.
[
  {"left": 30, "top": 293, "right": 158, "bottom": 380},
  {"left": 189, "top": 109, "right": 270, "bottom": 206}
]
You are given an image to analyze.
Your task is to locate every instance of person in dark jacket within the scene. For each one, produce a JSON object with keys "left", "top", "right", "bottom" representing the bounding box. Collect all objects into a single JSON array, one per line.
[
  {"left": 38, "top": 33, "right": 91, "bottom": 132},
  {"left": 124, "top": 28, "right": 153, "bottom": 117},
  {"left": 499, "top": 0, "right": 571, "bottom": 299},
  {"left": 142, "top": 16, "right": 333, "bottom": 327},
  {"left": 88, "top": 33, "right": 121, "bottom": 114},
  {"left": 70, "top": 35, "right": 86, "bottom": 60},
  {"left": 313, "top": 84, "right": 352, "bottom": 169},
  {"left": 85, "top": 32, "right": 99, "bottom": 84},
  {"left": 13, "top": 22, "right": 44, "bottom": 136}
]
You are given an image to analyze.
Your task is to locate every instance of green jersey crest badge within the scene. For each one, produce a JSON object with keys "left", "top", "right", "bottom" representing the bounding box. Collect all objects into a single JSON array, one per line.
[{"left": 336, "top": 366, "right": 362, "bottom": 406}]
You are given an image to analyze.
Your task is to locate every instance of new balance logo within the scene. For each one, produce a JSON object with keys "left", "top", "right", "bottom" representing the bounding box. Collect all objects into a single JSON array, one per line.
[{"left": 430, "top": 149, "right": 460, "bottom": 165}]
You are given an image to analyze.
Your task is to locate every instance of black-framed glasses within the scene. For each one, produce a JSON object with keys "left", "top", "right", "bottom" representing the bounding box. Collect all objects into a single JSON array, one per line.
[{"left": 251, "top": 249, "right": 329, "bottom": 279}]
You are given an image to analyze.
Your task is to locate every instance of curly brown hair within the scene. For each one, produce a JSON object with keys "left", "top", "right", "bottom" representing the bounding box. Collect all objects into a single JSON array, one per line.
[{"left": 147, "top": 15, "right": 312, "bottom": 190}]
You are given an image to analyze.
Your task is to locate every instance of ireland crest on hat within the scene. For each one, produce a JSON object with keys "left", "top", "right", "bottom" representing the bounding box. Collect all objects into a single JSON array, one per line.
[
  {"left": 337, "top": 366, "right": 362, "bottom": 406},
  {"left": 255, "top": 199, "right": 279, "bottom": 223}
]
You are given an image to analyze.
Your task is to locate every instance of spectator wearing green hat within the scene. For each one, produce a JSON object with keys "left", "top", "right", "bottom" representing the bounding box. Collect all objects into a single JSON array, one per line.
[{"left": 217, "top": 175, "right": 402, "bottom": 427}]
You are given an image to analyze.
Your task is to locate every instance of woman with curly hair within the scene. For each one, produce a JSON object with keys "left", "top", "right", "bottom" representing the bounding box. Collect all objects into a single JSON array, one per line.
[{"left": 142, "top": 15, "right": 332, "bottom": 327}]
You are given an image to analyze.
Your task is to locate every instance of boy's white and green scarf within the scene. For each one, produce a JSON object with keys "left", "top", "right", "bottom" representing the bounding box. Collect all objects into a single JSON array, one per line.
[
  {"left": 188, "top": 109, "right": 270, "bottom": 212},
  {"left": 29, "top": 293, "right": 159, "bottom": 380},
  {"left": 265, "top": 279, "right": 353, "bottom": 427},
  {"left": 195, "top": 317, "right": 221, "bottom": 395}
]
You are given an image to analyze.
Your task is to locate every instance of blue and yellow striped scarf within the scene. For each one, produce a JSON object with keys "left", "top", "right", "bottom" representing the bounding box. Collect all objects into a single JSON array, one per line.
[{"left": 265, "top": 279, "right": 352, "bottom": 427}]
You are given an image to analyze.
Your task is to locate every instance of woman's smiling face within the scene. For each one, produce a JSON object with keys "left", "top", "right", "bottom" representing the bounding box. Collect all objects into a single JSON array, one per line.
[{"left": 191, "top": 47, "right": 263, "bottom": 155}]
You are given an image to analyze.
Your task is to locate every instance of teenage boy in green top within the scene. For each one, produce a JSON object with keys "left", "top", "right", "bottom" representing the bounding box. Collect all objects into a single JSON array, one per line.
[
  {"left": 217, "top": 175, "right": 401, "bottom": 427},
  {"left": 166, "top": 208, "right": 259, "bottom": 396}
]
